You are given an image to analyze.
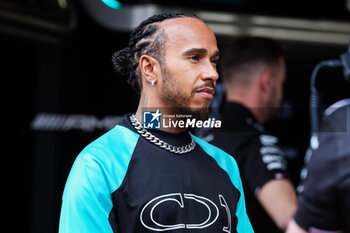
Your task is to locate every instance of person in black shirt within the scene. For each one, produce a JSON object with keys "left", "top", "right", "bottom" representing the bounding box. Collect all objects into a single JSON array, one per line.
[
  {"left": 202, "top": 36, "right": 297, "bottom": 233},
  {"left": 59, "top": 13, "right": 254, "bottom": 233},
  {"left": 286, "top": 99, "right": 350, "bottom": 233}
]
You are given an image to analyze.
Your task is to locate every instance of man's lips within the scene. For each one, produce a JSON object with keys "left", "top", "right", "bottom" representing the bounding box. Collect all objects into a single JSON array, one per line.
[{"left": 196, "top": 87, "right": 215, "bottom": 100}]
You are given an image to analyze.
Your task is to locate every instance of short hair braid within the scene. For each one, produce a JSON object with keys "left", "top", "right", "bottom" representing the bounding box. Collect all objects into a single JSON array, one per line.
[{"left": 112, "top": 12, "right": 196, "bottom": 91}]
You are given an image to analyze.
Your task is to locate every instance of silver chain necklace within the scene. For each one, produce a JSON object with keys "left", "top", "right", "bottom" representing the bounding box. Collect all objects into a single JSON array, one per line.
[{"left": 129, "top": 114, "right": 196, "bottom": 154}]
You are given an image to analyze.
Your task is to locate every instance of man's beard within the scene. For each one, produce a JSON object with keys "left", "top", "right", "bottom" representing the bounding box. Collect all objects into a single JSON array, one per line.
[
  {"left": 178, "top": 107, "right": 210, "bottom": 122},
  {"left": 160, "top": 66, "right": 212, "bottom": 121}
]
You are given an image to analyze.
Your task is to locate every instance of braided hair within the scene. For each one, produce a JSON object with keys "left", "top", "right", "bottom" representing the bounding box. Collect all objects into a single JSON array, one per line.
[{"left": 112, "top": 13, "right": 196, "bottom": 91}]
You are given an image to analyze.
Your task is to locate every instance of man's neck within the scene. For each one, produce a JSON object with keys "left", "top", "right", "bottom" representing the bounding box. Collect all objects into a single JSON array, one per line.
[
  {"left": 226, "top": 95, "right": 266, "bottom": 124},
  {"left": 135, "top": 94, "right": 188, "bottom": 133}
]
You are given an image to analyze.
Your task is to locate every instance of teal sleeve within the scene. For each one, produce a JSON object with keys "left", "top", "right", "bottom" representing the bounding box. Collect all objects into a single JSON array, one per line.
[
  {"left": 193, "top": 135, "right": 255, "bottom": 233},
  {"left": 233, "top": 169, "right": 255, "bottom": 233},
  {"left": 59, "top": 125, "right": 139, "bottom": 233}
]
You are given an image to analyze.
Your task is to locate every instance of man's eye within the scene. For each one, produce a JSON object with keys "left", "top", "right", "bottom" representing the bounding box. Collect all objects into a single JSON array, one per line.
[
  {"left": 211, "top": 58, "right": 219, "bottom": 64},
  {"left": 189, "top": 55, "right": 200, "bottom": 61}
]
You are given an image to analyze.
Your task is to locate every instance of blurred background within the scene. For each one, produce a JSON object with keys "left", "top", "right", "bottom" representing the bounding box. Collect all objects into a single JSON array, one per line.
[{"left": 2, "top": 0, "right": 349, "bottom": 232}]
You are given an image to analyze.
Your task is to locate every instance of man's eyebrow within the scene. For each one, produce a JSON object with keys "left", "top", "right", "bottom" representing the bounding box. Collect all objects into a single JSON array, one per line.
[
  {"left": 212, "top": 50, "right": 220, "bottom": 58},
  {"left": 182, "top": 48, "right": 208, "bottom": 55},
  {"left": 182, "top": 48, "right": 220, "bottom": 57}
]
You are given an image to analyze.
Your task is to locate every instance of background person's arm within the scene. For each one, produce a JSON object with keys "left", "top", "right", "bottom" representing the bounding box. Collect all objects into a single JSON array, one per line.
[
  {"left": 286, "top": 219, "right": 308, "bottom": 233},
  {"left": 257, "top": 179, "right": 297, "bottom": 230}
]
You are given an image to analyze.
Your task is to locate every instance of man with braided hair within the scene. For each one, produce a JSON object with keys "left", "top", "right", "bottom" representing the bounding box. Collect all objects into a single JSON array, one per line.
[{"left": 59, "top": 13, "right": 253, "bottom": 233}]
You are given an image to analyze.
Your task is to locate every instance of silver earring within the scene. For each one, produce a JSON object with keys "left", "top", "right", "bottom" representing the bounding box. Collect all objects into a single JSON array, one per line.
[{"left": 151, "top": 80, "right": 155, "bottom": 86}]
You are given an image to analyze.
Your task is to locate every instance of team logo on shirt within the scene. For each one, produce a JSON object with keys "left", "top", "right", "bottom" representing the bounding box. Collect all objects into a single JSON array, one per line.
[
  {"left": 143, "top": 110, "right": 162, "bottom": 129},
  {"left": 140, "top": 193, "right": 232, "bottom": 232},
  {"left": 259, "top": 134, "right": 287, "bottom": 171}
]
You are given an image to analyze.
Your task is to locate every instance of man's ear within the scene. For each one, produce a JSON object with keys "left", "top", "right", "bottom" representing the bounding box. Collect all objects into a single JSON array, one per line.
[
  {"left": 259, "top": 70, "right": 272, "bottom": 93},
  {"left": 139, "top": 55, "right": 160, "bottom": 85}
]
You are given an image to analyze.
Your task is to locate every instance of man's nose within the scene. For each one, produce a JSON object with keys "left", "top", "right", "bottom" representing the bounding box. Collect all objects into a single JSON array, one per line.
[{"left": 201, "top": 63, "right": 219, "bottom": 82}]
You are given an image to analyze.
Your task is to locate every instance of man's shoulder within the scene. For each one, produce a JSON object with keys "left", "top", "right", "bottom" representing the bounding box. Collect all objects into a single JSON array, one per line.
[
  {"left": 83, "top": 124, "right": 138, "bottom": 154},
  {"left": 76, "top": 124, "right": 140, "bottom": 170},
  {"left": 200, "top": 127, "right": 276, "bottom": 155},
  {"left": 218, "top": 101, "right": 265, "bottom": 133},
  {"left": 68, "top": 124, "right": 140, "bottom": 193},
  {"left": 192, "top": 135, "right": 243, "bottom": 185},
  {"left": 205, "top": 113, "right": 264, "bottom": 147},
  {"left": 193, "top": 134, "right": 233, "bottom": 156}
]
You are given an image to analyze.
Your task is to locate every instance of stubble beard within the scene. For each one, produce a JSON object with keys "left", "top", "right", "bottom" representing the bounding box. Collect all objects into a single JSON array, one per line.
[{"left": 160, "top": 66, "right": 210, "bottom": 121}]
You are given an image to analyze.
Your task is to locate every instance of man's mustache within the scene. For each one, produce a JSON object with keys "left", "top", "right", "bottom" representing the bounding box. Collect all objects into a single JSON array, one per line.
[{"left": 192, "top": 82, "right": 216, "bottom": 94}]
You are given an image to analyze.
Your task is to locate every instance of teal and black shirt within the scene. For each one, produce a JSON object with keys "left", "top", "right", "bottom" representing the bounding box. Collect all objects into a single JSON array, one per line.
[{"left": 59, "top": 114, "right": 254, "bottom": 233}]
